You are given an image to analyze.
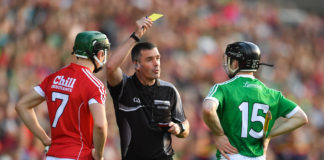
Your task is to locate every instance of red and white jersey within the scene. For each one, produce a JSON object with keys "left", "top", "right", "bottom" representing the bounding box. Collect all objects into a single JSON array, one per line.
[{"left": 34, "top": 63, "right": 106, "bottom": 159}]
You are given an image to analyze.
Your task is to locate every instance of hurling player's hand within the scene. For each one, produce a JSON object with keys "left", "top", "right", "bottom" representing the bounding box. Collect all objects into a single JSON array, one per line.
[
  {"left": 92, "top": 148, "right": 103, "bottom": 160},
  {"left": 42, "top": 137, "right": 51, "bottom": 146},
  {"left": 263, "top": 137, "right": 271, "bottom": 153},
  {"left": 134, "top": 17, "right": 153, "bottom": 38},
  {"left": 214, "top": 134, "right": 238, "bottom": 160}
]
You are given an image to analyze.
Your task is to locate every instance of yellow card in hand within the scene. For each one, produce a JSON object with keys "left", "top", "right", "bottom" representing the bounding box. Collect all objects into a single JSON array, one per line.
[{"left": 148, "top": 13, "right": 163, "bottom": 22}]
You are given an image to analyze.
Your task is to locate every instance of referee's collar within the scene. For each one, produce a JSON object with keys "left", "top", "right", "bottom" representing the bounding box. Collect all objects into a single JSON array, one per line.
[{"left": 133, "top": 73, "right": 160, "bottom": 87}]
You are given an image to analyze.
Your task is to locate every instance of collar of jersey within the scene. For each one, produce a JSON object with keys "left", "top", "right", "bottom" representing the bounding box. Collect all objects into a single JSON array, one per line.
[
  {"left": 71, "top": 63, "right": 92, "bottom": 72},
  {"left": 235, "top": 74, "right": 255, "bottom": 79},
  {"left": 133, "top": 73, "right": 159, "bottom": 88}
]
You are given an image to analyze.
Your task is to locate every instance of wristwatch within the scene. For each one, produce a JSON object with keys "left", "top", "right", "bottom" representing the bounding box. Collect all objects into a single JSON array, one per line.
[
  {"left": 178, "top": 123, "right": 185, "bottom": 135},
  {"left": 130, "top": 32, "right": 140, "bottom": 42}
]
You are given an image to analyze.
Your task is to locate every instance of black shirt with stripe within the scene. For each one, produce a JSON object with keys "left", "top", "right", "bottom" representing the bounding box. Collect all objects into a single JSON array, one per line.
[{"left": 108, "top": 73, "right": 186, "bottom": 160}]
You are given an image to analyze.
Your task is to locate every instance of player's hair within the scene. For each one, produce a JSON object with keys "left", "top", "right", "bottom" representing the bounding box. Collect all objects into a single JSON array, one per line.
[{"left": 131, "top": 42, "right": 156, "bottom": 62}]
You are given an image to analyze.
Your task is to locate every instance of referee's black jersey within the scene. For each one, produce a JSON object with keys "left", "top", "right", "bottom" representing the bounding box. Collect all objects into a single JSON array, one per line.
[{"left": 108, "top": 73, "right": 186, "bottom": 160}]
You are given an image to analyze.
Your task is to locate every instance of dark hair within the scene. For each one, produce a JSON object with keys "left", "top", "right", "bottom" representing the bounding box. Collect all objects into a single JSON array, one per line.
[{"left": 131, "top": 42, "right": 156, "bottom": 62}]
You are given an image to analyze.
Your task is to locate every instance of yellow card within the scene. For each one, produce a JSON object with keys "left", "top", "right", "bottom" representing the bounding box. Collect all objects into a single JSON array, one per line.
[{"left": 148, "top": 13, "right": 163, "bottom": 22}]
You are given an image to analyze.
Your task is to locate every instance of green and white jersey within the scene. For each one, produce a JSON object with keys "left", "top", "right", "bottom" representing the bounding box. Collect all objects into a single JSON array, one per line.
[{"left": 205, "top": 75, "right": 300, "bottom": 159}]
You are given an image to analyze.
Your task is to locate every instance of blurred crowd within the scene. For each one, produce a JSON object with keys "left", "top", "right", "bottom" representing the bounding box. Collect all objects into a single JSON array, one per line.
[{"left": 1, "top": 0, "right": 324, "bottom": 159}]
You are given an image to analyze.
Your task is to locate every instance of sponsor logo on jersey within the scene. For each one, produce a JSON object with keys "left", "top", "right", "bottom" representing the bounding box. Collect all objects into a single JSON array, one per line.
[
  {"left": 243, "top": 82, "right": 261, "bottom": 89},
  {"left": 51, "top": 75, "right": 76, "bottom": 92}
]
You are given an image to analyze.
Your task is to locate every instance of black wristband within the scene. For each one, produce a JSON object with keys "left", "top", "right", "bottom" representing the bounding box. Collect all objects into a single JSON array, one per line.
[
  {"left": 130, "top": 32, "right": 140, "bottom": 42},
  {"left": 177, "top": 123, "right": 185, "bottom": 135}
]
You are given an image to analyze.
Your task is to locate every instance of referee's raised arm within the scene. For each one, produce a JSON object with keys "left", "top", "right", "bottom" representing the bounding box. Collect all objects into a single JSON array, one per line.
[{"left": 106, "top": 17, "right": 152, "bottom": 87}]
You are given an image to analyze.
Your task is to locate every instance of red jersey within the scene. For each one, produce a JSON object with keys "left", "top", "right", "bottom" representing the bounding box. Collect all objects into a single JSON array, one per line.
[{"left": 34, "top": 63, "right": 106, "bottom": 159}]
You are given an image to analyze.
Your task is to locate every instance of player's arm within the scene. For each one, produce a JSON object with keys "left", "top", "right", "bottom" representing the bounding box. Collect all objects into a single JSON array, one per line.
[
  {"left": 268, "top": 108, "right": 308, "bottom": 138},
  {"left": 202, "top": 99, "right": 224, "bottom": 136},
  {"left": 89, "top": 103, "right": 107, "bottom": 160},
  {"left": 15, "top": 88, "right": 51, "bottom": 146},
  {"left": 202, "top": 99, "right": 238, "bottom": 159},
  {"left": 106, "top": 17, "right": 152, "bottom": 87},
  {"left": 89, "top": 103, "right": 108, "bottom": 160}
]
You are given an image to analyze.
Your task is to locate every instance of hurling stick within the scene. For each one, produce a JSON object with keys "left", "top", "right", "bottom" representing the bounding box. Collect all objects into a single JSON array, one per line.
[{"left": 263, "top": 110, "right": 272, "bottom": 138}]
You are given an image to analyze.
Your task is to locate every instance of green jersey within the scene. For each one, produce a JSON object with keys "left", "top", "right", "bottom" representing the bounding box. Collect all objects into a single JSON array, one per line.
[{"left": 205, "top": 75, "right": 299, "bottom": 159}]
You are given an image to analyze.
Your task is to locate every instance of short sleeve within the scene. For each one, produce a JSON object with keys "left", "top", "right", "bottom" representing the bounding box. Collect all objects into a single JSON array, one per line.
[
  {"left": 277, "top": 92, "right": 298, "bottom": 118},
  {"left": 204, "top": 84, "right": 224, "bottom": 109},
  {"left": 34, "top": 76, "right": 50, "bottom": 97},
  {"left": 86, "top": 78, "right": 107, "bottom": 105},
  {"left": 171, "top": 86, "right": 186, "bottom": 123},
  {"left": 107, "top": 74, "right": 128, "bottom": 101}
]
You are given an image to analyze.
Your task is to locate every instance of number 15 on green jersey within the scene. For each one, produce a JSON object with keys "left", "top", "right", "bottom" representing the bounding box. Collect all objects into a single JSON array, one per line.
[{"left": 205, "top": 75, "right": 299, "bottom": 157}]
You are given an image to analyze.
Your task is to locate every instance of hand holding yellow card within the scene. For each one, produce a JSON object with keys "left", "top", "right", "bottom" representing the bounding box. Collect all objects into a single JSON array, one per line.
[{"left": 148, "top": 13, "right": 163, "bottom": 22}]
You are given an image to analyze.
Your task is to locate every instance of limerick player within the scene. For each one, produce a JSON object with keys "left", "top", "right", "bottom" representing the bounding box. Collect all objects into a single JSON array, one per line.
[{"left": 202, "top": 41, "right": 308, "bottom": 160}]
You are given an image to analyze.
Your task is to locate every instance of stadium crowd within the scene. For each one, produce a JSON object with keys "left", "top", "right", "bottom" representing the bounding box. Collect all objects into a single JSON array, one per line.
[{"left": 0, "top": 0, "right": 323, "bottom": 159}]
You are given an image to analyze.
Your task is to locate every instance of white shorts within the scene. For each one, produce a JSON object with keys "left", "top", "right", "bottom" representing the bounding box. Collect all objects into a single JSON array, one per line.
[
  {"left": 220, "top": 154, "right": 265, "bottom": 160},
  {"left": 46, "top": 156, "right": 74, "bottom": 160}
]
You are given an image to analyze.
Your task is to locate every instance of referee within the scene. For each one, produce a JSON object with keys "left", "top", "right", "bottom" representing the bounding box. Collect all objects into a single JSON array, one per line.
[{"left": 106, "top": 17, "right": 189, "bottom": 160}]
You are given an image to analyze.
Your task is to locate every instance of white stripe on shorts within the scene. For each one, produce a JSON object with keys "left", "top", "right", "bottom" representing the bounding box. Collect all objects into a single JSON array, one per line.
[
  {"left": 220, "top": 154, "right": 265, "bottom": 160},
  {"left": 46, "top": 156, "right": 74, "bottom": 160}
]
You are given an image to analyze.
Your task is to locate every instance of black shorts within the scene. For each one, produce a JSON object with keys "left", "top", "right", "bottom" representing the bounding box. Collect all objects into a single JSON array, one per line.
[{"left": 124, "top": 153, "right": 173, "bottom": 160}]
